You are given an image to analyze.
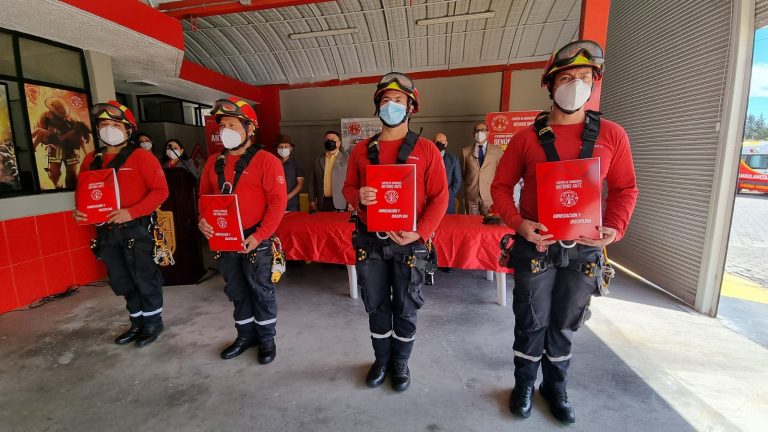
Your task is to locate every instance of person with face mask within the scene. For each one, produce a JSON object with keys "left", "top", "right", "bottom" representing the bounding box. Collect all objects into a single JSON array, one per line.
[
  {"left": 461, "top": 121, "right": 503, "bottom": 216},
  {"left": 343, "top": 72, "right": 448, "bottom": 392},
  {"left": 275, "top": 134, "right": 304, "bottom": 212},
  {"left": 161, "top": 139, "right": 199, "bottom": 180},
  {"left": 491, "top": 40, "right": 638, "bottom": 424},
  {"left": 136, "top": 132, "right": 154, "bottom": 153},
  {"left": 197, "top": 97, "right": 287, "bottom": 364},
  {"left": 309, "top": 130, "right": 347, "bottom": 212},
  {"left": 73, "top": 101, "right": 169, "bottom": 347},
  {"left": 433, "top": 132, "right": 461, "bottom": 214}
]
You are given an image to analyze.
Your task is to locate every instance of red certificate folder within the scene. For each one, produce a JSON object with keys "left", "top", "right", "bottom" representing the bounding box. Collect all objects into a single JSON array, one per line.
[
  {"left": 366, "top": 164, "right": 417, "bottom": 232},
  {"left": 536, "top": 158, "right": 602, "bottom": 241},
  {"left": 199, "top": 194, "right": 245, "bottom": 252},
  {"left": 75, "top": 168, "right": 120, "bottom": 225}
]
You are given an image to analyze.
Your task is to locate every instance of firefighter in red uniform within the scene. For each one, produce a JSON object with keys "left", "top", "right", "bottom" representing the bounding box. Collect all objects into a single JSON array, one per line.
[
  {"left": 74, "top": 101, "right": 169, "bottom": 347},
  {"left": 198, "top": 97, "right": 287, "bottom": 364},
  {"left": 491, "top": 40, "right": 638, "bottom": 423},
  {"left": 343, "top": 73, "right": 448, "bottom": 392}
]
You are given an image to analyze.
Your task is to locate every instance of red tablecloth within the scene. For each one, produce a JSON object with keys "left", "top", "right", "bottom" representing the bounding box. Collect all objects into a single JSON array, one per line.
[{"left": 275, "top": 212, "right": 514, "bottom": 272}]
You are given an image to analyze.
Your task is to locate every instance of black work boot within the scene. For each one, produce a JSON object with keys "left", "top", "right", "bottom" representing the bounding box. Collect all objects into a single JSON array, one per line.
[
  {"left": 221, "top": 336, "right": 256, "bottom": 360},
  {"left": 365, "top": 359, "right": 389, "bottom": 388},
  {"left": 135, "top": 321, "right": 164, "bottom": 348},
  {"left": 509, "top": 384, "right": 535, "bottom": 418},
  {"left": 391, "top": 360, "right": 411, "bottom": 392},
  {"left": 257, "top": 338, "right": 276, "bottom": 364},
  {"left": 539, "top": 383, "right": 576, "bottom": 423},
  {"left": 114, "top": 321, "right": 142, "bottom": 345}
]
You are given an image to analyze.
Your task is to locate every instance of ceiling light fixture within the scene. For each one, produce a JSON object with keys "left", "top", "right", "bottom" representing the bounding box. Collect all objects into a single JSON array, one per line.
[
  {"left": 416, "top": 11, "right": 496, "bottom": 26},
  {"left": 288, "top": 28, "right": 360, "bottom": 40}
]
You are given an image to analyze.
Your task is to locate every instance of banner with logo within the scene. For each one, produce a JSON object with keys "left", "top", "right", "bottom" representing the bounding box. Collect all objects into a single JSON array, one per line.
[
  {"left": 486, "top": 111, "right": 541, "bottom": 150},
  {"left": 25, "top": 83, "right": 93, "bottom": 190},
  {"left": 0, "top": 83, "right": 21, "bottom": 192},
  {"left": 340, "top": 117, "right": 381, "bottom": 153},
  {"left": 205, "top": 115, "right": 224, "bottom": 156}
]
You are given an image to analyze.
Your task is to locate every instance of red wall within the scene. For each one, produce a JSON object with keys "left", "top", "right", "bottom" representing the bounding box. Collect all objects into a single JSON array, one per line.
[{"left": 0, "top": 211, "right": 106, "bottom": 314}]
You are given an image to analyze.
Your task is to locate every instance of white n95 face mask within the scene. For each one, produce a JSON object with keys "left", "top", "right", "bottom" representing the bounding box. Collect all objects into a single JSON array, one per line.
[
  {"left": 554, "top": 79, "right": 592, "bottom": 113},
  {"left": 99, "top": 126, "right": 127, "bottom": 146},
  {"left": 220, "top": 127, "right": 245, "bottom": 149},
  {"left": 140, "top": 141, "right": 153, "bottom": 151},
  {"left": 277, "top": 148, "right": 291, "bottom": 158}
]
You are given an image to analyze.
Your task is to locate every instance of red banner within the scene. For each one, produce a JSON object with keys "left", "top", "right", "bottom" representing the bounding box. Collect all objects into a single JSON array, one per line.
[
  {"left": 366, "top": 164, "right": 417, "bottom": 232},
  {"left": 536, "top": 158, "right": 602, "bottom": 241},
  {"left": 75, "top": 168, "right": 120, "bottom": 225},
  {"left": 486, "top": 111, "right": 541, "bottom": 150},
  {"left": 199, "top": 194, "right": 245, "bottom": 252},
  {"left": 205, "top": 115, "right": 224, "bottom": 156}
]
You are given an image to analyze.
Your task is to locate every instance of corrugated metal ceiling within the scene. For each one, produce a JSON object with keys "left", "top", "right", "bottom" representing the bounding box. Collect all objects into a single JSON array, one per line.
[{"left": 182, "top": 0, "right": 581, "bottom": 85}]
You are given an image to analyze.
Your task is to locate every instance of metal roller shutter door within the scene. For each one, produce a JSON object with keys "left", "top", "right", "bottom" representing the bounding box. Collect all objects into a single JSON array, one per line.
[
  {"left": 599, "top": 0, "right": 732, "bottom": 306},
  {"left": 757, "top": 0, "right": 768, "bottom": 28}
]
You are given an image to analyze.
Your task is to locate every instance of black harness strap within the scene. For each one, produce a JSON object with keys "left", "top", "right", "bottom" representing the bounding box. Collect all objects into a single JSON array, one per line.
[
  {"left": 579, "top": 110, "right": 601, "bottom": 159},
  {"left": 215, "top": 144, "right": 261, "bottom": 194},
  {"left": 366, "top": 130, "right": 420, "bottom": 166},
  {"left": 90, "top": 144, "right": 139, "bottom": 171},
  {"left": 533, "top": 110, "right": 602, "bottom": 162}
]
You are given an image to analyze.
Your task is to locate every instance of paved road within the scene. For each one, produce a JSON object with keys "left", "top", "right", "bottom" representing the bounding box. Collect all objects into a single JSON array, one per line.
[{"left": 725, "top": 193, "right": 768, "bottom": 287}]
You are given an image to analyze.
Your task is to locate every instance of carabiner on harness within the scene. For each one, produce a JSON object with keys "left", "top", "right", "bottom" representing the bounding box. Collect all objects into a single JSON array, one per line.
[
  {"left": 559, "top": 240, "right": 577, "bottom": 249},
  {"left": 220, "top": 181, "right": 233, "bottom": 194}
]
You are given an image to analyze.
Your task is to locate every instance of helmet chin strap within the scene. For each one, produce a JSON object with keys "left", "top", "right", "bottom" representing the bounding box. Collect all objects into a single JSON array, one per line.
[{"left": 553, "top": 101, "right": 582, "bottom": 115}]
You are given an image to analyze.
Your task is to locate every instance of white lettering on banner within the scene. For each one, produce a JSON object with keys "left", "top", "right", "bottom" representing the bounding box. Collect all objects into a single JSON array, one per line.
[
  {"left": 88, "top": 182, "right": 104, "bottom": 189},
  {"left": 552, "top": 213, "right": 581, "bottom": 219},
  {"left": 378, "top": 209, "right": 399, "bottom": 214},
  {"left": 212, "top": 209, "right": 229, "bottom": 216},
  {"left": 555, "top": 180, "right": 582, "bottom": 190},
  {"left": 570, "top": 219, "right": 592, "bottom": 224},
  {"left": 381, "top": 181, "right": 402, "bottom": 188}
]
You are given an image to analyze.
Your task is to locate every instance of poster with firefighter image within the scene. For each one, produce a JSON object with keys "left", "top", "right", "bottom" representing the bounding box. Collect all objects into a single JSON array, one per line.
[
  {"left": 0, "top": 83, "right": 21, "bottom": 192},
  {"left": 25, "top": 83, "right": 93, "bottom": 190}
]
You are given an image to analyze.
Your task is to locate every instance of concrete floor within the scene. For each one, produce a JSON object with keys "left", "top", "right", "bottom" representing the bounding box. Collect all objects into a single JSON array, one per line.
[{"left": 0, "top": 263, "right": 766, "bottom": 432}]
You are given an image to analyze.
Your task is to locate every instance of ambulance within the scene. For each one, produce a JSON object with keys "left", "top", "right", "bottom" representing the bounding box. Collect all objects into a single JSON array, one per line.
[{"left": 738, "top": 141, "right": 768, "bottom": 193}]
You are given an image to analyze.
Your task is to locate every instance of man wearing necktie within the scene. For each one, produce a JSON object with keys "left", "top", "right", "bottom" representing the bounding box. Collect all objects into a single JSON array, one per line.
[{"left": 461, "top": 122, "right": 502, "bottom": 216}]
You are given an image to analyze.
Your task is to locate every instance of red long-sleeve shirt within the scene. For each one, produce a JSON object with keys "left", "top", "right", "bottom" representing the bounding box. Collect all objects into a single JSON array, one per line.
[
  {"left": 343, "top": 136, "right": 449, "bottom": 241},
  {"left": 80, "top": 149, "right": 169, "bottom": 219},
  {"left": 491, "top": 118, "right": 638, "bottom": 241},
  {"left": 199, "top": 149, "right": 287, "bottom": 244}
]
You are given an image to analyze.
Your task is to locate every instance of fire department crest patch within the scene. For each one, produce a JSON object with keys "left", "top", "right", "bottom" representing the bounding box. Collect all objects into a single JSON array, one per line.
[
  {"left": 560, "top": 190, "right": 579, "bottom": 207},
  {"left": 217, "top": 217, "right": 228, "bottom": 229}
]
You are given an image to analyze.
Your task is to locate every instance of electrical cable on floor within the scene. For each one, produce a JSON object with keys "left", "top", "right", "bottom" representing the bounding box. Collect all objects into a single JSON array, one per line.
[{"left": 0, "top": 280, "right": 109, "bottom": 317}]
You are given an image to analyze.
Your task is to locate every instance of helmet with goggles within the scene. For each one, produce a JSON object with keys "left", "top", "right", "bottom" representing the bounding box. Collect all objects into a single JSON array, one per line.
[
  {"left": 373, "top": 72, "right": 420, "bottom": 113},
  {"left": 210, "top": 97, "right": 258, "bottom": 126},
  {"left": 91, "top": 100, "right": 137, "bottom": 130},
  {"left": 541, "top": 40, "right": 604, "bottom": 88}
]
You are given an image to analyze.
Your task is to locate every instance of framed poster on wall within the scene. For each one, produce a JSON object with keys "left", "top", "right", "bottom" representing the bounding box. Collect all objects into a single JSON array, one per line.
[
  {"left": 0, "top": 83, "right": 21, "bottom": 192},
  {"left": 24, "top": 83, "right": 93, "bottom": 190}
]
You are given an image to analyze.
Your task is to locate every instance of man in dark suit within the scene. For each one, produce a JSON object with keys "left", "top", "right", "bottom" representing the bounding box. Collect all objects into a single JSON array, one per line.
[
  {"left": 309, "top": 130, "right": 347, "bottom": 212},
  {"left": 434, "top": 132, "right": 462, "bottom": 214}
]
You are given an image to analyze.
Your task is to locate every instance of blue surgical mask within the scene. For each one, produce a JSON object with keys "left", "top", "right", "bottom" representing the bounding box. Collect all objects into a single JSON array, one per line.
[{"left": 378, "top": 101, "right": 407, "bottom": 127}]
